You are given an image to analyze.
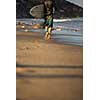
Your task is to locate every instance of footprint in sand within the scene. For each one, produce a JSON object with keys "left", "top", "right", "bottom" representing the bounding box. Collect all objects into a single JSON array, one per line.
[
  {"left": 19, "top": 40, "right": 40, "bottom": 50},
  {"left": 33, "top": 40, "right": 40, "bottom": 48},
  {"left": 19, "top": 46, "right": 30, "bottom": 50}
]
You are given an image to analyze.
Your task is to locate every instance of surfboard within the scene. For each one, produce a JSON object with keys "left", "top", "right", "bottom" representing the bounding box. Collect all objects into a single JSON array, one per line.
[
  {"left": 30, "top": 4, "right": 55, "bottom": 18},
  {"left": 30, "top": 4, "right": 44, "bottom": 18}
]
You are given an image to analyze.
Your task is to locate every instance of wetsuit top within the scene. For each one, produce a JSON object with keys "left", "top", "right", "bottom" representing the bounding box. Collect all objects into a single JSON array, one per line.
[{"left": 43, "top": 0, "right": 53, "bottom": 27}]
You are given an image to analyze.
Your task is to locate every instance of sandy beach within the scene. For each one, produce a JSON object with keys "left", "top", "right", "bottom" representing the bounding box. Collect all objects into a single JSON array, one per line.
[
  {"left": 16, "top": 24, "right": 83, "bottom": 100},
  {"left": 16, "top": 31, "right": 82, "bottom": 66}
]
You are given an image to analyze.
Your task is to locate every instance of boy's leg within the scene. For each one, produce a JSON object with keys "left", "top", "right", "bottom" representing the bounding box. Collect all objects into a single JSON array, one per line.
[
  {"left": 47, "top": 27, "right": 52, "bottom": 40},
  {"left": 48, "top": 27, "right": 52, "bottom": 34},
  {"left": 44, "top": 16, "right": 53, "bottom": 40},
  {"left": 44, "top": 26, "right": 49, "bottom": 40}
]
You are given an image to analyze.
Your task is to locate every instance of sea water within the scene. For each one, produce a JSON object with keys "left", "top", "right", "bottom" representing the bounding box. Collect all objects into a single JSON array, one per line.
[{"left": 16, "top": 18, "right": 83, "bottom": 46}]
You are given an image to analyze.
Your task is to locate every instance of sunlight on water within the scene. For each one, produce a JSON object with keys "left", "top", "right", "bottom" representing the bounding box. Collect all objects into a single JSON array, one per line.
[{"left": 17, "top": 18, "right": 83, "bottom": 46}]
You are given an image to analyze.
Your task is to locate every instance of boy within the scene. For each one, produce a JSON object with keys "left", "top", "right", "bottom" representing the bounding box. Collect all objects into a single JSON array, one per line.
[{"left": 43, "top": 0, "right": 53, "bottom": 40}]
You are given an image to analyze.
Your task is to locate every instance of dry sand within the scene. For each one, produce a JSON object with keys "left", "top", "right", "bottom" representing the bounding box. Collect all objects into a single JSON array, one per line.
[{"left": 16, "top": 29, "right": 83, "bottom": 100}]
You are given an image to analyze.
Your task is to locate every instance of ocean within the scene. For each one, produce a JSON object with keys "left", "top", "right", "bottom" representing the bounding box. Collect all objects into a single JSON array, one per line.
[{"left": 16, "top": 18, "right": 83, "bottom": 46}]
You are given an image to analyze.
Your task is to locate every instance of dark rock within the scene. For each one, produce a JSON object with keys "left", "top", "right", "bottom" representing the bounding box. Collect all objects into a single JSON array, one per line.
[{"left": 16, "top": 0, "right": 83, "bottom": 18}]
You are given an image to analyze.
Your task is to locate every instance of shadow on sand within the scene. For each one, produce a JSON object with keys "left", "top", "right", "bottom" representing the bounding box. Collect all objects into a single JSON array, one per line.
[
  {"left": 16, "top": 63, "right": 83, "bottom": 79},
  {"left": 16, "top": 63, "right": 83, "bottom": 69}
]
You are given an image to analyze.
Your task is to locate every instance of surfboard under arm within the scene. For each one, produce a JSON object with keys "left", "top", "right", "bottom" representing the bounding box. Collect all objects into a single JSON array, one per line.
[
  {"left": 30, "top": 5, "right": 55, "bottom": 18},
  {"left": 30, "top": 4, "right": 44, "bottom": 18}
]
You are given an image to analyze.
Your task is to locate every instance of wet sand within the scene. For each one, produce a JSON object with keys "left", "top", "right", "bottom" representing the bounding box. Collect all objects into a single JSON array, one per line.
[
  {"left": 16, "top": 29, "right": 83, "bottom": 100},
  {"left": 16, "top": 31, "right": 83, "bottom": 66}
]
